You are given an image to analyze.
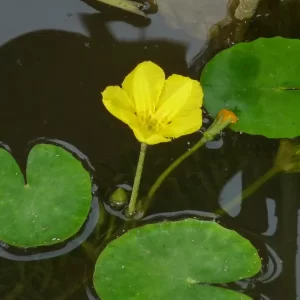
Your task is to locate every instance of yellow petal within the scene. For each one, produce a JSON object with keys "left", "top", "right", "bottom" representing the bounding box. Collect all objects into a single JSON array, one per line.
[
  {"left": 145, "top": 134, "right": 170, "bottom": 145},
  {"left": 122, "top": 61, "right": 165, "bottom": 116},
  {"left": 102, "top": 86, "right": 138, "bottom": 127},
  {"left": 132, "top": 128, "right": 170, "bottom": 145},
  {"left": 160, "top": 109, "right": 202, "bottom": 138},
  {"left": 155, "top": 75, "right": 203, "bottom": 123}
]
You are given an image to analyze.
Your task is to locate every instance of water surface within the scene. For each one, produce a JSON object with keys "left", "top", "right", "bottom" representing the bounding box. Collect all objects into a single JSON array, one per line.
[{"left": 0, "top": 0, "right": 300, "bottom": 299}]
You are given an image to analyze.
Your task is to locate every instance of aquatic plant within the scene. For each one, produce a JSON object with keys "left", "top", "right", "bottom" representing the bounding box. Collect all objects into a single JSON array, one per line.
[
  {"left": 201, "top": 37, "right": 300, "bottom": 138},
  {"left": 102, "top": 61, "right": 203, "bottom": 145},
  {"left": 201, "top": 36, "right": 300, "bottom": 214},
  {"left": 94, "top": 219, "right": 261, "bottom": 300},
  {"left": 0, "top": 144, "right": 92, "bottom": 247},
  {"left": 93, "top": 61, "right": 260, "bottom": 299},
  {"left": 102, "top": 61, "right": 203, "bottom": 215},
  {"left": 6, "top": 36, "right": 300, "bottom": 300}
]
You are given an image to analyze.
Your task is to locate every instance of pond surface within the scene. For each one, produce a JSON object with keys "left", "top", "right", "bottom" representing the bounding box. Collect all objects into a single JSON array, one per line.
[{"left": 0, "top": 0, "right": 300, "bottom": 299}]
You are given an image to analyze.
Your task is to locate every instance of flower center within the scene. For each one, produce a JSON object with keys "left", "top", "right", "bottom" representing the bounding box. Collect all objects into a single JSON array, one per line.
[
  {"left": 136, "top": 111, "right": 172, "bottom": 137},
  {"left": 138, "top": 114, "right": 162, "bottom": 133}
]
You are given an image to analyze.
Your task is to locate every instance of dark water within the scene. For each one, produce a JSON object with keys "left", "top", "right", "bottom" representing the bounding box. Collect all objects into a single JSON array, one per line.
[{"left": 0, "top": 0, "right": 300, "bottom": 299}]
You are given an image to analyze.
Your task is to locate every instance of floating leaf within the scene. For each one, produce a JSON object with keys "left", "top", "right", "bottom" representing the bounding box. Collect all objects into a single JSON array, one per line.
[
  {"left": 0, "top": 144, "right": 92, "bottom": 247},
  {"left": 201, "top": 37, "right": 300, "bottom": 138},
  {"left": 94, "top": 219, "right": 261, "bottom": 300},
  {"left": 95, "top": 0, "right": 146, "bottom": 17}
]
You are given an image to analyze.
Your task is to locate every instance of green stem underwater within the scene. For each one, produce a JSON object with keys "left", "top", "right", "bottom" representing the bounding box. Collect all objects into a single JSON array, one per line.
[
  {"left": 142, "top": 109, "right": 238, "bottom": 215},
  {"left": 216, "top": 166, "right": 279, "bottom": 215},
  {"left": 127, "top": 143, "right": 147, "bottom": 216},
  {"left": 147, "top": 137, "right": 208, "bottom": 201}
]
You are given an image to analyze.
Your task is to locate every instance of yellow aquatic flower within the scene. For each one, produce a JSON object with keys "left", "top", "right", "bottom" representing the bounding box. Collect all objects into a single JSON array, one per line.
[{"left": 102, "top": 61, "right": 203, "bottom": 145}]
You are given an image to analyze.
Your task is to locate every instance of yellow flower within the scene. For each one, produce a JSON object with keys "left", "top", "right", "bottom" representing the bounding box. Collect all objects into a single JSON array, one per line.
[{"left": 101, "top": 61, "right": 203, "bottom": 145}]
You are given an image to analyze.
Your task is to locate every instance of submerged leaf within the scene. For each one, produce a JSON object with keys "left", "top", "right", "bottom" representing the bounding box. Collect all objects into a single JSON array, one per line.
[{"left": 94, "top": 219, "right": 261, "bottom": 300}]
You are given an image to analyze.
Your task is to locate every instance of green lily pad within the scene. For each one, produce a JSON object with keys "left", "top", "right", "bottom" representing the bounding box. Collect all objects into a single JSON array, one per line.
[
  {"left": 0, "top": 144, "right": 92, "bottom": 247},
  {"left": 201, "top": 37, "right": 300, "bottom": 138},
  {"left": 94, "top": 219, "right": 261, "bottom": 300}
]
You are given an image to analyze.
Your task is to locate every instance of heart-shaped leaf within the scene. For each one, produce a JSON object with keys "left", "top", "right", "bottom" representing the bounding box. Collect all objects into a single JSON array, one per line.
[
  {"left": 201, "top": 37, "right": 300, "bottom": 138},
  {"left": 94, "top": 219, "right": 261, "bottom": 300},
  {"left": 0, "top": 144, "right": 92, "bottom": 247}
]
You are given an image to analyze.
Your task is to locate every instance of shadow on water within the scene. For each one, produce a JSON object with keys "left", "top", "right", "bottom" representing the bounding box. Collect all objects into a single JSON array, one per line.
[
  {"left": 0, "top": 9, "right": 191, "bottom": 300},
  {"left": 0, "top": 12, "right": 188, "bottom": 191},
  {"left": 1, "top": 0, "right": 300, "bottom": 299}
]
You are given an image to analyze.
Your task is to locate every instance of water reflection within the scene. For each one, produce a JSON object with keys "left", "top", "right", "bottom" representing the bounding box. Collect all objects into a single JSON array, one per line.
[
  {"left": 205, "top": 136, "right": 224, "bottom": 150},
  {"left": 106, "top": 13, "right": 201, "bottom": 62},
  {"left": 260, "top": 295, "right": 272, "bottom": 300},
  {"left": 143, "top": 209, "right": 218, "bottom": 222},
  {"left": 155, "top": 0, "right": 228, "bottom": 39},
  {"left": 262, "top": 198, "right": 278, "bottom": 237},
  {"left": 0, "top": 13, "right": 190, "bottom": 196},
  {"left": 86, "top": 285, "right": 98, "bottom": 300},
  {"left": 0, "top": 0, "right": 95, "bottom": 44},
  {"left": 259, "top": 243, "right": 282, "bottom": 284},
  {"left": 219, "top": 170, "right": 242, "bottom": 217}
]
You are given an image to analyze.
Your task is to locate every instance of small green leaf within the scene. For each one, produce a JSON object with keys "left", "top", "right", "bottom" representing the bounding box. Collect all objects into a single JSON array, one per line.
[
  {"left": 201, "top": 37, "right": 300, "bottom": 138},
  {"left": 94, "top": 219, "right": 261, "bottom": 300},
  {"left": 0, "top": 144, "right": 92, "bottom": 247}
]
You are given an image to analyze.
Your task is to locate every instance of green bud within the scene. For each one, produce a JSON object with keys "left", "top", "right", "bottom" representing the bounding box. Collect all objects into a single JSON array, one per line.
[{"left": 109, "top": 187, "right": 128, "bottom": 208}]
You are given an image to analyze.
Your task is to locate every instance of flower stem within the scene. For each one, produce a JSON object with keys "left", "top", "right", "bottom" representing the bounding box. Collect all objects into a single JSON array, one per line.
[
  {"left": 215, "top": 166, "right": 279, "bottom": 215},
  {"left": 147, "top": 138, "right": 207, "bottom": 201},
  {"left": 127, "top": 143, "right": 147, "bottom": 216},
  {"left": 142, "top": 110, "right": 238, "bottom": 214}
]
